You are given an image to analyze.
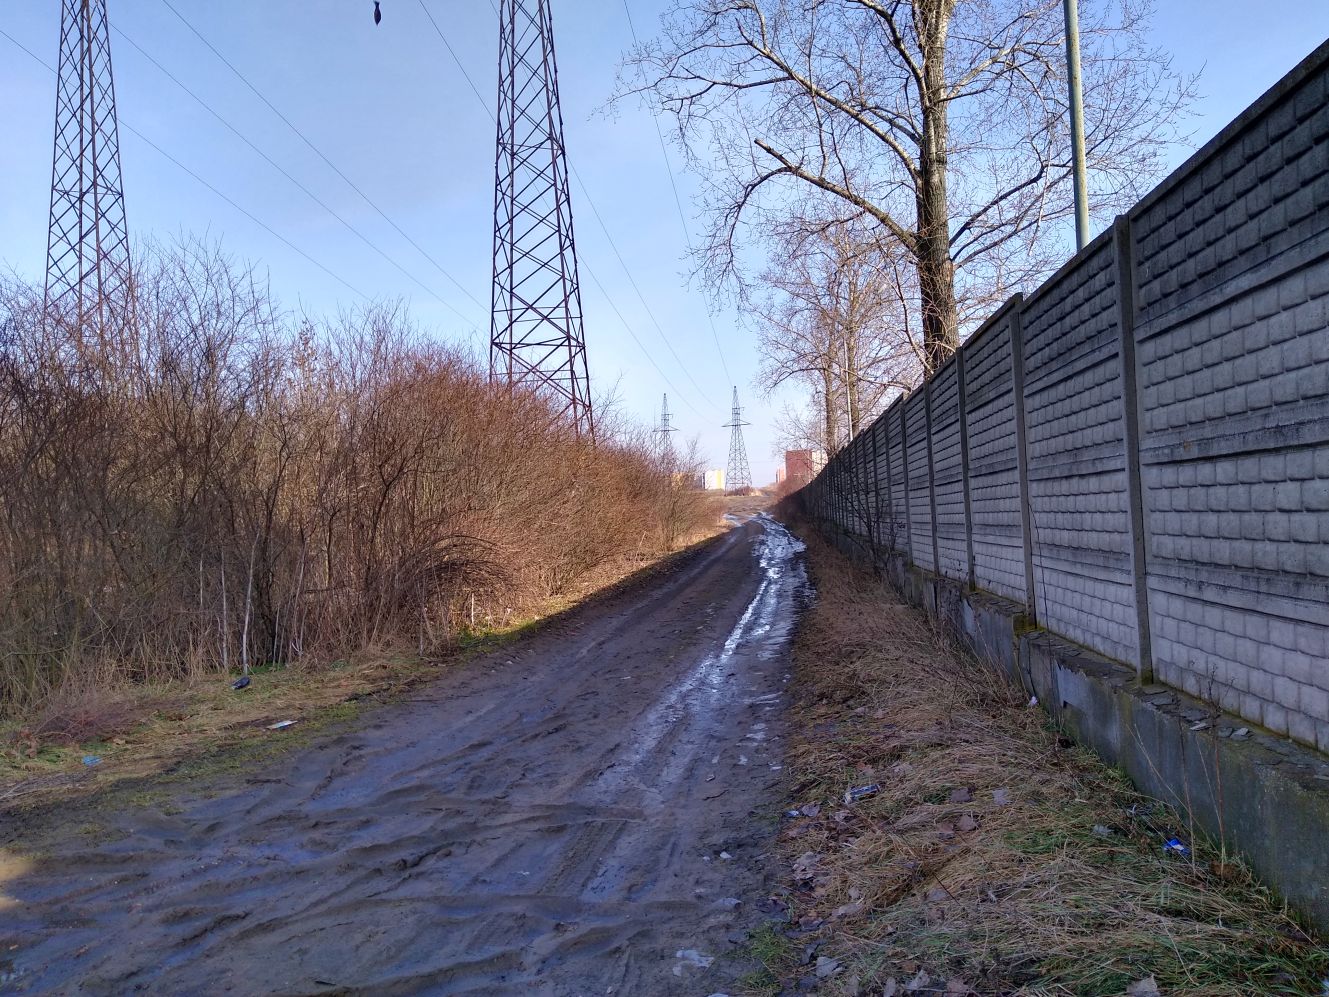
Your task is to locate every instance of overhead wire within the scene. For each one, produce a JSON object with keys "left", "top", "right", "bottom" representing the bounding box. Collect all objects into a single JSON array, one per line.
[
  {"left": 0, "top": 26, "right": 367, "bottom": 301},
  {"left": 113, "top": 25, "right": 478, "bottom": 327},
  {"left": 619, "top": 0, "right": 734, "bottom": 390},
  {"left": 421, "top": 0, "right": 715, "bottom": 419},
  {"left": 159, "top": 0, "right": 487, "bottom": 315}
]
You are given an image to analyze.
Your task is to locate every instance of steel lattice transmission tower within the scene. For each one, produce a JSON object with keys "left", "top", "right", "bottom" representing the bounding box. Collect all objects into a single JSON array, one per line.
[
  {"left": 723, "top": 386, "right": 753, "bottom": 494},
  {"left": 656, "top": 393, "right": 678, "bottom": 460},
  {"left": 45, "top": 0, "right": 132, "bottom": 336},
  {"left": 490, "top": 0, "right": 593, "bottom": 437}
]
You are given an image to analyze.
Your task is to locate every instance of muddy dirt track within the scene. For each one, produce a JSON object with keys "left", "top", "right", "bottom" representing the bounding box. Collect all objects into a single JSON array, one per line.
[{"left": 1, "top": 515, "right": 808, "bottom": 996}]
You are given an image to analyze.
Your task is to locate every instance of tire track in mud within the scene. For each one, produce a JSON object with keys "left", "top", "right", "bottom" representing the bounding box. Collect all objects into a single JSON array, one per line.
[{"left": 0, "top": 515, "right": 809, "bottom": 996}]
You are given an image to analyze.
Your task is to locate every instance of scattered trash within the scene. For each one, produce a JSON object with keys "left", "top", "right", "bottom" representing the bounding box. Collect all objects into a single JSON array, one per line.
[
  {"left": 231, "top": 676, "right": 250, "bottom": 691},
  {"left": 946, "top": 980, "right": 971, "bottom": 995},
  {"left": 949, "top": 787, "right": 973, "bottom": 803},
  {"left": 992, "top": 788, "right": 1012, "bottom": 806},
  {"left": 800, "top": 802, "right": 822, "bottom": 817},
  {"left": 672, "top": 949, "right": 714, "bottom": 976},
  {"left": 1027, "top": 695, "right": 1038, "bottom": 708},
  {"left": 843, "top": 783, "right": 880, "bottom": 805},
  {"left": 815, "top": 955, "right": 841, "bottom": 979},
  {"left": 267, "top": 720, "right": 297, "bottom": 730},
  {"left": 1164, "top": 837, "right": 1189, "bottom": 856},
  {"left": 1190, "top": 720, "right": 1210, "bottom": 731},
  {"left": 738, "top": 755, "right": 749, "bottom": 766},
  {"left": 957, "top": 814, "right": 978, "bottom": 833},
  {"left": 1125, "top": 975, "right": 1162, "bottom": 996},
  {"left": 925, "top": 885, "right": 949, "bottom": 903},
  {"left": 769, "top": 764, "right": 782, "bottom": 771},
  {"left": 715, "top": 897, "right": 740, "bottom": 909},
  {"left": 882, "top": 979, "right": 899, "bottom": 997},
  {"left": 1232, "top": 727, "right": 1250, "bottom": 739},
  {"left": 81, "top": 755, "right": 101, "bottom": 767},
  {"left": 1092, "top": 824, "right": 1113, "bottom": 837},
  {"left": 785, "top": 809, "right": 802, "bottom": 818},
  {"left": 719, "top": 851, "right": 734, "bottom": 861}
]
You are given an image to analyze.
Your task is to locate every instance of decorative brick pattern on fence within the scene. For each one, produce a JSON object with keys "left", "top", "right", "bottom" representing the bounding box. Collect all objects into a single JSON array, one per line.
[{"left": 800, "top": 40, "right": 1329, "bottom": 752}]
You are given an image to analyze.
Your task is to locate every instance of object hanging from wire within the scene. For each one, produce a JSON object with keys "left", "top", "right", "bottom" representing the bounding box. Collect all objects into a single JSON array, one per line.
[{"left": 373, "top": 2, "right": 382, "bottom": 25}]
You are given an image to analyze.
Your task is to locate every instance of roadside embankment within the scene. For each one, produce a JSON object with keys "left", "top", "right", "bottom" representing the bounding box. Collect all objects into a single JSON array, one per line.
[{"left": 757, "top": 526, "right": 1325, "bottom": 996}]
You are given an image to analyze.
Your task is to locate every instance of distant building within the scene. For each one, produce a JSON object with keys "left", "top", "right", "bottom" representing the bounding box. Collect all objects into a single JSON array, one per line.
[
  {"left": 783, "top": 449, "right": 825, "bottom": 488},
  {"left": 775, "top": 466, "right": 787, "bottom": 485},
  {"left": 703, "top": 468, "right": 726, "bottom": 491}
]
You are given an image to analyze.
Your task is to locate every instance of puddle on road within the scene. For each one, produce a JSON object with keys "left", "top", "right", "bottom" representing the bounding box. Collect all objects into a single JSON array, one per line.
[{"left": 598, "top": 515, "right": 810, "bottom": 792}]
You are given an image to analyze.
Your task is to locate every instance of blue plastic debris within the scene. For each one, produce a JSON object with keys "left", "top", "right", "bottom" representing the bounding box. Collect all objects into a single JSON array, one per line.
[
  {"left": 81, "top": 755, "right": 101, "bottom": 767},
  {"left": 843, "top": 784, "right": 881, "bottom": 805},
  {"left": 231, "top": 676, "right": 251, "bottom": 691},
  {"left": 1163, "top": 837, "right": 1189, "bottom": 856}
]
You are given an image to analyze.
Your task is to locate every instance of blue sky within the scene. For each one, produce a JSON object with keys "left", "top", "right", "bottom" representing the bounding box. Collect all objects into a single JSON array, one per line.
[{"left": 2, "top": 2, "right": 1327, "bottom": 482}]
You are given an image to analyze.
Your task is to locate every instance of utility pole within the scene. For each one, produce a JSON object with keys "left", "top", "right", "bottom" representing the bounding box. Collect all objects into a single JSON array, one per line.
[
  {"left": 723, "top": 386, "right": 752, "bottom": 494},
  {"left": 46, "top": 0, "right": 133, "bottom": 338},
  {"left": 1063, "top": 0, "right": 1090, "bottom": 251},
  {"left": 490, "top": 0, "right": 594, "bottom": 438}
]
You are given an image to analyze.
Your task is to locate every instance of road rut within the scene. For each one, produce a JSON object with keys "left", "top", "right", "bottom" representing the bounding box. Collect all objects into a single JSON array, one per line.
[{"left": 1, "top": 514, "right": 809, "bottom": 996}]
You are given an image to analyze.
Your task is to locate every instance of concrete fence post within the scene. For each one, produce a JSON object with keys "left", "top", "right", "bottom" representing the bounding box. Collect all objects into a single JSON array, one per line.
[
  {"left": 882, "top": 411, "right": 894, "bottom": 552},
  {"left": 1112, "top": 215, "right": 1155, "bottom": 683},
  {"left": 957, "top": 348, "right": 977, "bottom": 590},
  {"left": 925, "top": 380, "right": 941, "bottom": 575},
  {"left": 901, "top": 401, "right": 914, "bottom": 565},
  {"left": 1008, "top": 297, "right": 1038, "bottom": 621}
]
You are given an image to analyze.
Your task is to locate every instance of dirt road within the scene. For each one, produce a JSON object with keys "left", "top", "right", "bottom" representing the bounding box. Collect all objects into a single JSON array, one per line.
[{"left": 1, "top": 515, "right": 808, "bottom": 996}]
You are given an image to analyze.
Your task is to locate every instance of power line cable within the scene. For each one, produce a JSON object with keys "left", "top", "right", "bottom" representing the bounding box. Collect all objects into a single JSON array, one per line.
[
  {"left": 113, "top": 25, "right": 477, "bottom": 326},
  {"left": 159, "top": 0, "right": 486, "bottom": 314},
  {"left": 620, "top": 0, "right": 734, "bottom": 388},
  {"left": 0, "top": 27, "right": 367, "bottom": 300}
]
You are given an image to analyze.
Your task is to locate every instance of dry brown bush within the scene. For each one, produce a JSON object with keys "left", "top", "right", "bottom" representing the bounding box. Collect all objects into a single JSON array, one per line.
[{"left": 0, "top": 240, "right": 716, "bottom": 720}]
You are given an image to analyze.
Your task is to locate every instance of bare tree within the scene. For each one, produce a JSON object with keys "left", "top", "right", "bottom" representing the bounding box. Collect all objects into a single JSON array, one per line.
[
  {"left": 623, "top": 0, "right": 1195, "bottom": 370},
  {"left": 753, "top": 218, "right": 923, "bottom": 453}
]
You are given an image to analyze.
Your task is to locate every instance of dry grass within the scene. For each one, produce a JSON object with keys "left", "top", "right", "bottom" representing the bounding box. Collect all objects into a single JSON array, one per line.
[
  {"left": 0, "top": 522, "right": 727, "bottom": 810},
  {"left": 765, "top": 528, "right": 1326, "bottom": 997}
]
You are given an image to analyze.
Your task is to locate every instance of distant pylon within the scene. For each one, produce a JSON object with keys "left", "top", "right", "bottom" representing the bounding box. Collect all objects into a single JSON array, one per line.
[
  {"left": 723, "top": 386, "right": 752, "bottom": 493},
  {"left": 657, "top": 393, "right": 678, "bottom": 459},
  {"left": 490, "top": 0, "right": 593, "bottom": 438},
  {"left": 45, "top": 0, "right": 132, "bottom": 336}
]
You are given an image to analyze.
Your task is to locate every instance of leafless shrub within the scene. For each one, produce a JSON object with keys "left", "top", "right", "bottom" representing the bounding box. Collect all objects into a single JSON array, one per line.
[{"left": 0, "top": 240, "right": 711, "bottom": 717}]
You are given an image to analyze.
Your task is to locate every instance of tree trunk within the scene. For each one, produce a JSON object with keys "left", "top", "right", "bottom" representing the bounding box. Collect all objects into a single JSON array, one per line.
[
  {"left": 916, "top": 0, "right": 960, "bottom": 373},
  {"left": 821, "top": 368, "right": 838, "bottom": 457}
]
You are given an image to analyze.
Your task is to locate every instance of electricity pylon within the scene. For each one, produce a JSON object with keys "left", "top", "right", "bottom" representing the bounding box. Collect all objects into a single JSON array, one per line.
[
  {"left": 490, "top": 0, "right": 594, "bottom": 438},
  {"left": 656, "top": 393, "right": 678, "bottom": 461},
  {"left": 723, "top": 386, "right": 752, "bottom": 494},
  {"left": 45, "top": 0, "right": 133, "bottom": 337}
]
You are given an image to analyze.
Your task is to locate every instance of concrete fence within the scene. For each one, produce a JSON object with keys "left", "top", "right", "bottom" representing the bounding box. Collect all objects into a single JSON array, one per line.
[{"left": 801, "top": 38, "right": 1329, "bottom": 754}]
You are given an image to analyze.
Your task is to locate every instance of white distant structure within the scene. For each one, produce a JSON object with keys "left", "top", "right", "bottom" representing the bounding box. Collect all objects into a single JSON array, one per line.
[{"left": 704, "top": 468, "right": 726, "bottom": 491}]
